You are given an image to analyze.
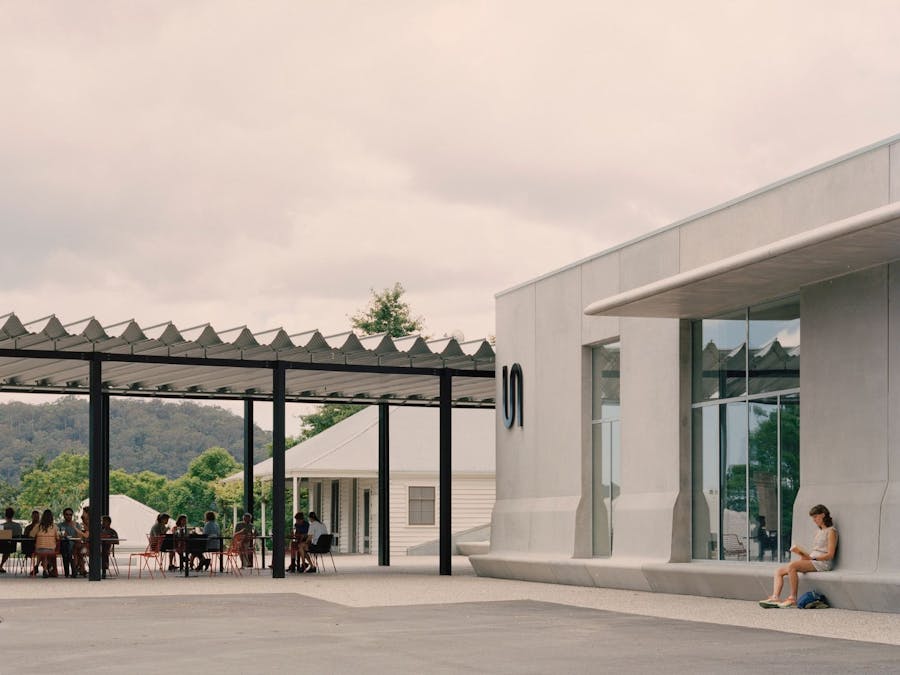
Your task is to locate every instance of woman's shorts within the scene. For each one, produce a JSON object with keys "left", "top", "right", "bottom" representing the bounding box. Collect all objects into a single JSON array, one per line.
[{"left": 811, "top": 559, "right": 833, "bottom": 572}]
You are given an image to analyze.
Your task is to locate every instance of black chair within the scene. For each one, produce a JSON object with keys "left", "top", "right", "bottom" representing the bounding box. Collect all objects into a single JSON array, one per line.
[{"left": 307, "top": 534, "right": 336, "bottom": 573}]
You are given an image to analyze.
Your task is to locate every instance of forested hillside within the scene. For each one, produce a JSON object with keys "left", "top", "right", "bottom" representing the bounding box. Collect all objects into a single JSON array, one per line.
[{"left": 0, "top": 397, "right": 272, "bottom": 484}]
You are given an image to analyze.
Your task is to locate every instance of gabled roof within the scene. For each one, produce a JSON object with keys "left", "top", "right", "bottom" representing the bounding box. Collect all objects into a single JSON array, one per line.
[
  {"left": 230, "top": 405, "right": 495, "bottom": 480},
  {"left": 0, "top": 313, "right": 495, "bottom": 407}
]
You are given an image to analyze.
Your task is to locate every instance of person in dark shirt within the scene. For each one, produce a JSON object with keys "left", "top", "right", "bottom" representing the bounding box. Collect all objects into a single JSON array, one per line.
[
  {"left": 99, "top": 515, "right": 120, "bottom": 579},
  {"left": 0, "top": 506, "right": 23, "bottom": 573},
  {"left": 288, "top": 512, "right": 310, "bottom": 572}
]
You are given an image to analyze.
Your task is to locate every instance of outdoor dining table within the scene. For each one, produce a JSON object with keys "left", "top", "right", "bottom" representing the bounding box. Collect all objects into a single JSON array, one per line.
[{"left": 174, "top": 532, "right": 229, "bottom": 577}]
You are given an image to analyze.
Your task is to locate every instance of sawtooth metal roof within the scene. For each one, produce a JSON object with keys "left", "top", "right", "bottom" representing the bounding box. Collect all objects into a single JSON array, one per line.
[{"left": 0, "top": 313, "right": 495, "bottom": 407}]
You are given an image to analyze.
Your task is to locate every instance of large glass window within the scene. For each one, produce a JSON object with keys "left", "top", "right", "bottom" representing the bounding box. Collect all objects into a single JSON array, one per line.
[
  {"left": 592, "top": 341, "right": 620, "bottom": 557},
  {"left": 691, "top": 297, "right": 799, "bottom": 562}
]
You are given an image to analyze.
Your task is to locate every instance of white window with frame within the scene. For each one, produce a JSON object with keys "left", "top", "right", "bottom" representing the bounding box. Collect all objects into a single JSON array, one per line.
[{"left": 408, "top": 486, "right": 435, "bottom": 525}]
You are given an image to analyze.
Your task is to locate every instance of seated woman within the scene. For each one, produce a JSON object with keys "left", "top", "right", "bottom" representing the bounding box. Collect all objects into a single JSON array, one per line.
[
  {"left": 760, "top": 504, "right": 838, "bottom": 608},
  {"left": 33, "top": 509, "right": 60, "bottom": 578}
]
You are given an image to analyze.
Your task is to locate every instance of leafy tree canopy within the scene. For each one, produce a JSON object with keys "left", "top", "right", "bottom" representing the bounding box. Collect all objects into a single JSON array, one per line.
[
  {"left": 350, "top": 282, "right": 424, "bottom": 338},
  {"left": 298, "top": 403, "right": 365, "bottom": 441},
  {"left": 296, "top": 282, "right": 424, "bottom": 441},
  {"left": 187, "top": 447, "right": 241, "bottom": 482}
]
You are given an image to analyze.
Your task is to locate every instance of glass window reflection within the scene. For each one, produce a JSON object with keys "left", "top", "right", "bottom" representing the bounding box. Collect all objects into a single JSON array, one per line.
[
  {"left": 749, "top": 297, "right": 800, "bottom": 395},
  {"left": 692, "top": 309, "right": 746, "bottom": 402}
]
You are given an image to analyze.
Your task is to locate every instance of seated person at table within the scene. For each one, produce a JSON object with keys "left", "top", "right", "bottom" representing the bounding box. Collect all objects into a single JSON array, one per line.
[
  {"left": 150, "top": 513, "right": 176, "bottom": 570},
  {"left": 22, "top": 509, "right": 40, "bottom": 575},
  {"left": 0, "top": 506, "right": 23, "bottom": 574},
  {"left": 58, "top": 507, "right": 84, "bottom": 578},
  {"left": 233, "top": 513, "right": 256, "bottom": 568},
  {"left": 99, "top": 515, "right": 119, "bottom": 579},
  {"left": 289, "top": 512, "right": 309, "bottom": 572},
  {"left": 73, "top": 505, "right": 91, "bottom": 576},
  {"left": 299, "top": 511, "right": 328, "bottom": 573},
  {"left": 34, "top": 509, "right": 60, "bottom": 578},
  {"left": 171, "top": 514, "right": 191, "bottom": 569},
  {"left": 198, "top": 511, "right": 220, "bottom": 571}
]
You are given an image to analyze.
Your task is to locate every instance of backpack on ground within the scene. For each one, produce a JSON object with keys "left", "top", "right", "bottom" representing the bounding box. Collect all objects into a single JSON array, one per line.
[{"left": 797, "top": 590, "right": 829, "bottom": 609}]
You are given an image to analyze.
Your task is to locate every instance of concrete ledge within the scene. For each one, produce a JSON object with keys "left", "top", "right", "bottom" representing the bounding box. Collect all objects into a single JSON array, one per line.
[
  {"left": 469, "top": 553, "right": 900, "bottom": 613},
  {"left": 457, "top": 541, "right": 490, "bottom": 556}
]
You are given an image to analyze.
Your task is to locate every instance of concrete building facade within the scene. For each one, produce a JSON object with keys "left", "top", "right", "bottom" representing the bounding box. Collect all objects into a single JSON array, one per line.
[{"left": 471, "top": 135, "right": 900, "bottom": 612}]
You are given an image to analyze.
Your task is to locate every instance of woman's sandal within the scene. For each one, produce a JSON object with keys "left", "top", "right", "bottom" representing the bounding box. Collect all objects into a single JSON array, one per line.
[
  {"left": 777, "top": 597, "right": 797, "bottom": 608},
  {"left": 758, "top": 597, "right": 780, "bottom": 609}
]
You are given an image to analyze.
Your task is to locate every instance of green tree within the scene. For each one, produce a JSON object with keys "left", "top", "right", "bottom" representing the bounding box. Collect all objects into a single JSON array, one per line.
[
  {"left": 350, "top": 282, "right": 424, "bottom": 337},
  {"left": 299, "top": 283, "right": 425, "bottom": 440},
  {"left": 187, "top": 447, "right": 241, "bottom": 482},
  {"left": 17, "top": 452, "right": 88, "bottom": 514},
  {"left": 0, "top": 480, "right": 18, "bottom": 509},
  {"left": 298, "top": 405, "right": 364, "bottom": 441}
]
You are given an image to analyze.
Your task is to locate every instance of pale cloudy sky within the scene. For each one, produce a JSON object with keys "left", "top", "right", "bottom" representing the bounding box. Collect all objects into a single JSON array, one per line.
[{"left": 3, "top": 1, "right": 900, "bottom": 429}]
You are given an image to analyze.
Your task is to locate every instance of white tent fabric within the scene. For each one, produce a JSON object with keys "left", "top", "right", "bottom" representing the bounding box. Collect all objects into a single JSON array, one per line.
[{"left": 79, "top": 494, "right": 159, "bottom": 551}]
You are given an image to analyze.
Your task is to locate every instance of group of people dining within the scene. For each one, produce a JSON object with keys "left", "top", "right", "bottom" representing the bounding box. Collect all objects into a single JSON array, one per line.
[
  {"left": 149, "top": 511, "right": 234, "bottom": 572},
  {"left": 2, "top": 505, "right": 332, "bottom": 578},
  {"left": 0, "top": 505, "right": 119, "bottom": 578}
]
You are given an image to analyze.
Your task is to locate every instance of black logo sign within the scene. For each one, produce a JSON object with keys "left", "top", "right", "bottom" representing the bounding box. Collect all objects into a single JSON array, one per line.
[{"left": 501, "top": 363, "right": 523, "bottom": 429}]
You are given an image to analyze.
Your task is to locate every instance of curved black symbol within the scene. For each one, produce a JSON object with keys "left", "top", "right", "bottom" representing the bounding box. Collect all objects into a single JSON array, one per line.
[{"left": 501, "top": 363, "right": 523, "bottom": 429}]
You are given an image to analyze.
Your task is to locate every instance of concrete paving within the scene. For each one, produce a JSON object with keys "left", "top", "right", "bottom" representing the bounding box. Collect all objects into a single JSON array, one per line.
[{"left": 1, "top": 555, "right": 898, "bottom": 673}]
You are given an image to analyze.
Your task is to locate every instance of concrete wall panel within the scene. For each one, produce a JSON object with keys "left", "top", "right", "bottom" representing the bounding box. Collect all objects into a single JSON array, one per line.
[
  {"left": 680, "top": 148, "right": 890, "bottom": 271},
  {"left": 891, "top": 142, "right": 900, "bottom": 203},
  {"left": 581, "top": 252, "right": 620, "bottom": 346},
  {"left": 492, "top": 283, "right": 536, "bottom": 552},
  {"left": 882, "top": 261, "right": 900, "bottom": 570},
  {"left": 800, "top": 267, "right": 889, "bottom": 571},
  {"left": 619, "top": 228, "right": 679, "bottom": 292},
  {"left": 611, "top": 317, "right": 685, "bottom": 560}
]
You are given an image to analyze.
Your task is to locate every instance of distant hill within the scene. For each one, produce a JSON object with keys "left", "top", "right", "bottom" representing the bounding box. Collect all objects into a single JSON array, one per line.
[{"left": 0, "top": 396, "right": 273, "bottom": 484}]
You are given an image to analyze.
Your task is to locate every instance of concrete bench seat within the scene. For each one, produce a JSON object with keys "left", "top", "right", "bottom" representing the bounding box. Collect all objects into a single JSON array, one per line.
[{"left": 470, "top": 552, "right": 900, "bottom": 613}]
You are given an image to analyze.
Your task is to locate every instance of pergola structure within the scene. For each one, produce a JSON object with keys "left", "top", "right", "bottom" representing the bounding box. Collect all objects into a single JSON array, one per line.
[{"left": 0, "top": 313, "right": 496, "bottom": 580}]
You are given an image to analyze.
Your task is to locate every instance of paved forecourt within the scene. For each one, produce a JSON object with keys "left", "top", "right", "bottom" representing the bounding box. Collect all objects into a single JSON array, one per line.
[{"left": 1, "top": 556, "right": 898, "bottom": 674}]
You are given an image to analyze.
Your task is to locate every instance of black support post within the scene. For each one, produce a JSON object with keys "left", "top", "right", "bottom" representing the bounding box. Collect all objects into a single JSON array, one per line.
[
  {"left": 88, "top": 359, "right": 103, "bottom": 581},
  {"left": 272, "top": 365, "right": 286, "bottom": 578},
  {"left": 439, "top": 370, "right": 452, "bottom": 576},
  {"left": 378, "top": 402, "right": 390, "bottom": 566},
  {"left": 101, "top": 393, "right": 110, "bottom": 517},
  {"left": 243, "top": 399, "right": 254, "bottom": 518}
]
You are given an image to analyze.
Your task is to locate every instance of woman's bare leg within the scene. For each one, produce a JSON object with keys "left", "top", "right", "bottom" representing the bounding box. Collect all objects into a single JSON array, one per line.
[
  {"left": 771, "top": 564, "right": 789, "bottom": 599},
  {"left": 787, "top": 560, "right": 817, "bottom": 600}
]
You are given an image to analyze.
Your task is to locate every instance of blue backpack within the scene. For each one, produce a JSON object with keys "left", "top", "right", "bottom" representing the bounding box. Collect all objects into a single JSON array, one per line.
[{"left": 797, "top": 590, "right": 829, "bottom": 609}]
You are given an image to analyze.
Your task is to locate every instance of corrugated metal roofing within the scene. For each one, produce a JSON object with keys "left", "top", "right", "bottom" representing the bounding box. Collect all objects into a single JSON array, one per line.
[{"left": 0, "top": 313, "right": 495, "bottom": 407}]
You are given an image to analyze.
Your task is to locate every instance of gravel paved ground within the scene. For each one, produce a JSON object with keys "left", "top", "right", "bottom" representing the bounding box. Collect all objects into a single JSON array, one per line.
[{"left": 1, "top": 555, "right": 897, "bottom": 673}]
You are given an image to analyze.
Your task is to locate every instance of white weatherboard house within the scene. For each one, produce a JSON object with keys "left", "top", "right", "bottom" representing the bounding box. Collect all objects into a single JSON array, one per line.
[
  {"left": 471, "top": 134, "right": 900, "bottom": 612},
  {"left": 240, "top": 406, "right": 495, "bottom": 557}
]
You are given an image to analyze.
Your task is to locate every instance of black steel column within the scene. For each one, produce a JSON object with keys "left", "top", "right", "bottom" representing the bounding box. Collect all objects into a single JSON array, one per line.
[
  {"left": 439, "top": 370, "right": 452, "bottom": 576},
  {"left": 88, "top": 358, "right": 103, "bottom": 581},
  {"left": 272, "top": 365, "right": 286, "bottom": 578},
  {"left": 101, "top": 394, "right": 110, "bottom": 517},
  {"left": 243, "top": 399, "right": 254, "bottom": 518},
  {"left": 378, "top": 402, "right": 390, "bottom": 566}
]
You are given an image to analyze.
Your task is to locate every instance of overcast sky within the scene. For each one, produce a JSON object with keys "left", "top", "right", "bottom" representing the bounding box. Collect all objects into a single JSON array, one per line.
[{"left": 3, "top": 2, "right": 900, "bottom": 429}]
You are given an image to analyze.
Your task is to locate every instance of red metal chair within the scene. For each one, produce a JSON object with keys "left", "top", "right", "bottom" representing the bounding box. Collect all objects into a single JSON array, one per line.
[{"left": 128, "top": 535, "right": 166, "bottom": 579}]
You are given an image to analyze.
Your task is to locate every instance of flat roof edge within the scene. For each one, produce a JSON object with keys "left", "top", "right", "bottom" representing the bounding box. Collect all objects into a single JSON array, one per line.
[
  {"left": 584, "top": 200, "right": 900, "bottom": 316},
  {"left": 497, "top": 131, "right": 900, "bottom": 300}
]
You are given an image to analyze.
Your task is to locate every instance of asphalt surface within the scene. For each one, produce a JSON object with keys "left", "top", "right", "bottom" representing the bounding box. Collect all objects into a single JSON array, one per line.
[{"left": 1, "top": 556, "right": 898, "bottom": 674}]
